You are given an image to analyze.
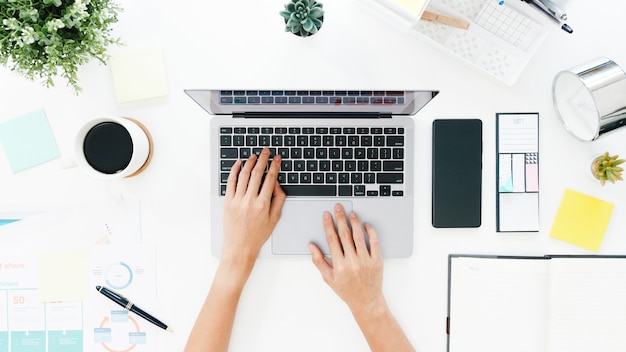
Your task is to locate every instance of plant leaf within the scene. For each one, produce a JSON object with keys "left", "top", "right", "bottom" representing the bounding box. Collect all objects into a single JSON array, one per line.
[
  {"left": 310, "top": 7, "right": 324, "bottom": 18},
  {"left": 302, "top": 17, "right": 314, "bottom": 32}
]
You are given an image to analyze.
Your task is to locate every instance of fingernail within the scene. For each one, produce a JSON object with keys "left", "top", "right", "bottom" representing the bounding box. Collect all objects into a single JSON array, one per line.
[
  {"left": 323, "top": 211, "right": 331, "bottom": 220},
  {"left": 262, "top": 148, "right": 270, "bottom": 155},
  {"left": 335, "top": 203, "right": 343, "bottom": 212}
]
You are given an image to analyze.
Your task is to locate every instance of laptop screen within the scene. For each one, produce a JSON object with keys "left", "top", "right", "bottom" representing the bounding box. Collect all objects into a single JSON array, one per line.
[{"left": 185, "top": 90, "right": 439, "bottom": 116}]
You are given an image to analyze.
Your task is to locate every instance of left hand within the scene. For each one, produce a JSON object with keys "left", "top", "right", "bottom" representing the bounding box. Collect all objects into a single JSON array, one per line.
[{"left": 222, "top": 148, "right": 286, "bottom": 264}]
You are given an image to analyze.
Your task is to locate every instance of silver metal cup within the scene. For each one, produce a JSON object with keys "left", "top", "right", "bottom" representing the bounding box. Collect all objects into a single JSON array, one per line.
[{"left": 553, "top": 57, "right": 626, "bottom": 141}]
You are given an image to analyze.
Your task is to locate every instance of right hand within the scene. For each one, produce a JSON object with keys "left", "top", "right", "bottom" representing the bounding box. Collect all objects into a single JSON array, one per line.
[{"left": 308, "top": 203, "right": 385, "bottom": 313}]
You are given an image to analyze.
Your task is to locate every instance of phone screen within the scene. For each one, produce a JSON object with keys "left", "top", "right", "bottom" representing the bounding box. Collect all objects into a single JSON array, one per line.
[{"left": 432, "top": 119, "right": 482, "bottom": 228}]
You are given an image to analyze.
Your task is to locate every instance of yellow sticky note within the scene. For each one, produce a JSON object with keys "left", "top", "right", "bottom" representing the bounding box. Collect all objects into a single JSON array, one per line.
[
  {"left": 109, "top": 45, "right": 169, "bottom": 103},
  {"left": 37, "top": 250, "right": 90, "bottom": 302},
  {"left": 549, "top": 189, "right": 614, "bottom": 252},
  {"left": 390, "top": 0, "right": 429, "bottom": 16}
]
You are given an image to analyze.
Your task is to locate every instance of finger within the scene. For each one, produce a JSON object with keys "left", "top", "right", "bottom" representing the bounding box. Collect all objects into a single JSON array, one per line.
[
  {"left": 309, "top": 243, "right": 334, "bottom": 282},
  {"left": 268, "top": 181, "right": 286, "bottom": 224},
  {"left": 259, "top": 154, "right": 282, "bottom": 200},
  {"left": 349, "top": 212, "right": 369, "bottom": 256},
  {"left": 364, "top": 223, "right": 382, "bottom": 262},
  {"left": 322, "top": 211, "right": 343, "bottom": 258},
  {"left": 334, "top": 204, "right": 356, "bottom": 255},
  {"left": 246, "top": 148, "right": 270, "bottom": 196},
  {"left": 225, "top": 159, "right": 242, "bottom": 199},
  {"left": 235, "top": 153, "right": 257, "bottom": 197}
]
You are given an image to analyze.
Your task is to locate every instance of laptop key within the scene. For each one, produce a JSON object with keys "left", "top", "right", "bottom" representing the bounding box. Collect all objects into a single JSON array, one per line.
[
  {"left": 233, "top": 135, "right": 244, "bottom": 146},
  {"left": 281, "top": 185, "right": 337, "bottom": 196},
  {"left": 272, "top": 135, "right": 283, "bottom": 146},
  {"left": 300, "top": 173, "right": 312, "bottom": 183},
  {"left": 313, "top": 173, "right": 324, "bottom": 183},
  {"left": 240, "top": 148, "right": 251, "bottom": 158},
  {"left": 292, "top": 160, "right": 304, "bottom": 171},
  {"left": 291, "top": 148, "right": 302, "bottom": 158},
  {"left": 285, "top": 135, "right": 296, "bottom": 146},
  {"left": 377, "top": 173, "right": 403, "bottom": 184},
  {"left": 278, "top": 148, "right": 289, "bottom": 158},
  {"left": 281, "top": 160, "right": 292, "bottom": 171},
  {"left": 221, "top": 148, "right": 238, "bottom": 158},
  {"left": 393, "top": 148, "right": 404, "bottom": 159},
  {"left": 339, "top": 185, "right": 352, "bottom": 196},
  {"left": 383, "top": 161, "right": 404, "bottom": 171},
  {"left": 259, "top": 135, "right": 271, "bottom": 146},
  {"left": 387, "top": 136, "right": 404, "bottom": 146},
  {"left": 221, "top": 160, "right": 236, "bottom": 171},
  {"left": 246, "top": 135, "right": 257, "bottom": 146},
  {"left": 220, "top": 135, "right": 232, "bottom": 146}
]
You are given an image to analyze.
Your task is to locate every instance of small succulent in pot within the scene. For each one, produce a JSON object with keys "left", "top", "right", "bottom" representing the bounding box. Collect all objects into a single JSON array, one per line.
[
  {"left": 280, "top": 0, "right": 324, "bottom": 37},
  {"left": 591, "top": 151, "right": 625, "bottom": 186}
]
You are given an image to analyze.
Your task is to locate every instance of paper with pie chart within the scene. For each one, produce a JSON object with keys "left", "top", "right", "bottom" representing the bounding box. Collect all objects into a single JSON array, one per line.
[
  {"left": 0, "top": 244, "right": 158, "bottom": 352},
  {"left": 87, "top": 245, "right": 158, "bottom": 352}
]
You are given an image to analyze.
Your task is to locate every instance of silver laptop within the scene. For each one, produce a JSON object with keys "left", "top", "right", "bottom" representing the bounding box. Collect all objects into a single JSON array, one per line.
[{"left": 185, "top": 90, "right": 438, "bottom": 258}]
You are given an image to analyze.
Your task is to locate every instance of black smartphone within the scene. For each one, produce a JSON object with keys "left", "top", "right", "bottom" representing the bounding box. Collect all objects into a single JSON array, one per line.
[{"left": 432, "top": 119, "right": 482, "bottom": 228}]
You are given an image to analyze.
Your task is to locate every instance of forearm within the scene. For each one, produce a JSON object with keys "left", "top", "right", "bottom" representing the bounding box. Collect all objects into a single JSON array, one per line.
[
  {"left": 351, "top": 298, "right": 415, "bottom": 352},
  {"left": 184, "top": 257, "right": 255, "bottom": 352}
]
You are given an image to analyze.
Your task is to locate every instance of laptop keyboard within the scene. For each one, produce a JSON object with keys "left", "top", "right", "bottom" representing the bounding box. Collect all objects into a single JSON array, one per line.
[
  {"left": 219, "top": 126, "right": 405, "bottom": 197},
  {"left": 218, "top": 90, "right": 406, "bottom": 105}
]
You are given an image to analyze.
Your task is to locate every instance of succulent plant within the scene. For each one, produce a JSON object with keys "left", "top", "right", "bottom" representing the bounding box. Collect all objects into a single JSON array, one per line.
[
  {"left": 280, "top": 0, "right": 324, "bottom": 37},
  {"left": 591, "top": 152, "right": 625, "bottom": 185}
]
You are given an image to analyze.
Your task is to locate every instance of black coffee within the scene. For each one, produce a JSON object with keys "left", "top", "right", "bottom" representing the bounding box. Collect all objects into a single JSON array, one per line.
[{"left": 83, "top": 122, "right": 133, "bottom": 174}]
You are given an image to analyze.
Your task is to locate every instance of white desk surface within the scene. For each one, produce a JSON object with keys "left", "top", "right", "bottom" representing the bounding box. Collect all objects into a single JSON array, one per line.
[{"left": 2, "top": 0, "right": 626, "bottom": 351}]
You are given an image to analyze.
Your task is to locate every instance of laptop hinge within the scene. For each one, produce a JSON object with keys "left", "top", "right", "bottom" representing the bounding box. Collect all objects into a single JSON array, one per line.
[{"left": 233, "top": 112, "right": 392, "bottom": 119}]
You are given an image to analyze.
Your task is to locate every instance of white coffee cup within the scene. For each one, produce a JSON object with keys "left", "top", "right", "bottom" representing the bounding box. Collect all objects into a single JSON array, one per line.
[{"left": 71, "top": 117, "right": 153, "bottom": 179}]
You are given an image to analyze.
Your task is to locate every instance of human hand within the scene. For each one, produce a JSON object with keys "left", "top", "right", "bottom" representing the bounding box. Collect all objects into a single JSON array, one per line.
[
  {"left": 222, "top": 148, "right": 286, "bottom": 266},
  {"left": 309, "top": 204, "right": 385, "bottom": 314}
]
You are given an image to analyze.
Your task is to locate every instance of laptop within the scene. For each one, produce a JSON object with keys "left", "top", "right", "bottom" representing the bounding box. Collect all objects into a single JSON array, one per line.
[{"left": 185, "top": 90, "right": 438, "bottom": 258}]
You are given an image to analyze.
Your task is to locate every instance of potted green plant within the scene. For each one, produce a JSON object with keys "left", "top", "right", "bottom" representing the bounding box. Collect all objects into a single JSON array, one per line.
[
  {"left": 0, "top": 0, "right": 122, "bottom": 94},
  {"left": 591, "top": 151, "right": 624, "bottom": 185},
  {"left": 280, "top": 0, "right": 324, "bottom": 37}
]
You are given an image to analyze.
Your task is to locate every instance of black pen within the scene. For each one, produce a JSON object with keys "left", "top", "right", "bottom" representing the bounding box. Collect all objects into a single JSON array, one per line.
[
  {"left": 522, "top": 0, "right": 573, "bottom": 33},
  {"left": 96, "top": 285, "right": 173, "bottom": 332}
]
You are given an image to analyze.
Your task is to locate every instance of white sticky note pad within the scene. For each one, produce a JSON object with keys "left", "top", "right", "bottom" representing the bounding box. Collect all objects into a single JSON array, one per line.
[
  {"left": 496, "top": 113, "right": 539, "bottom": 232},
  {"left": 37, "top": 250, "right": 90, "bottom": 302},
  {"left": 498, "top": 193, "right": 539, "bottom": 232},
  {"left": 109, "top": 45, "right": 169, "bottom": 103}
]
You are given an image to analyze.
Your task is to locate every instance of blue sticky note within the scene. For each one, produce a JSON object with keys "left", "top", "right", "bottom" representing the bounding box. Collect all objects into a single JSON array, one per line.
[
  {"left": 0, "top": 219, "right": 20, "bottom": 227},
  {"left": 0, "top": 109, "right": 60, "bottom": 173}
]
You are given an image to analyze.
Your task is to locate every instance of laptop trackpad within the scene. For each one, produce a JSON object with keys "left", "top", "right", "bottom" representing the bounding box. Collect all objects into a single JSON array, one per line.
[{"left": 272, "top": 200, "right": 353, "bottom": 255}]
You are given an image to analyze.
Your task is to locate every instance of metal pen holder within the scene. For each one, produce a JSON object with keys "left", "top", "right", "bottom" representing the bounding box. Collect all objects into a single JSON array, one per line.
[{"left": 553, "top": 57, "right": 626, "bottom": 141}]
